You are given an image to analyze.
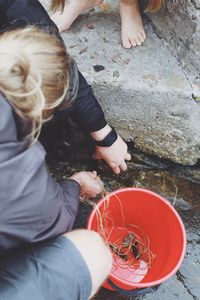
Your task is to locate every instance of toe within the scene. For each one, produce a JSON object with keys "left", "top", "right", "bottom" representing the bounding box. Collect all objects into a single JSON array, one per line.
[
  {"left": 135, "top": 37, "right": 142, "bottom": 46},
  {"left": 122, "top": 37, "right": 132, "bottom": 49},
  {"left": 130, "top": 38, "right": 137, "bottom": 48},
  {"left": 139, "top": 32, "right": 145, "bottom": 43},
  {"left": 141, "top": 31, "right": 147, "bottom": 41},
  {"left": 138, "top": 33, "right": 146, "bottom": 45}
]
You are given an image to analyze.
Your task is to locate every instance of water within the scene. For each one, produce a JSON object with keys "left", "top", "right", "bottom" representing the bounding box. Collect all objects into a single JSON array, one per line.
[{"left": 49, "top": 148, "right": 200, "bottom": 300}]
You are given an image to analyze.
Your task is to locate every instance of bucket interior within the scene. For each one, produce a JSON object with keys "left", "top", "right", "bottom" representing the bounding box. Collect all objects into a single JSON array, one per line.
[{"left": 88, "top": 188, "right": 186, "bottom": 288}]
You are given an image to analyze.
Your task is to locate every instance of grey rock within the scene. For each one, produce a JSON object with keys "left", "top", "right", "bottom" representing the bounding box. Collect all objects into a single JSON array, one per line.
[
  {"left": 147, "top": 0, "right": 200, "bottom": 97},
  {"left": 40, "top": 0, "right": 200, "bottom": 165}
]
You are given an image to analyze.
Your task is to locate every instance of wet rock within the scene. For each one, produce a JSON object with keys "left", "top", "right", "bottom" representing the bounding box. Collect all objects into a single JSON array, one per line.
[{"left": 147, "top": 0, "right": 200, "bottom": 95}]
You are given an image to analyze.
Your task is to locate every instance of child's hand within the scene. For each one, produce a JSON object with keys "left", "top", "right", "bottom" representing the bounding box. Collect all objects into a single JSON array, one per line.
[
  {"left": 69, "top": 171, "right": 103, "bottom": 198},
  {"left": 90, "top": 125, "right": 131, "bottom": 174},
  {"left": 93, "top": 135, "right": 131, "bottom": 174}
]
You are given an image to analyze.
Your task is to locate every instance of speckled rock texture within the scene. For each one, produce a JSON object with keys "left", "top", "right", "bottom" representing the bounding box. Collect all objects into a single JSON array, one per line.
[{"left": 40, "top": 0, "right": 200, "bottom": 165}]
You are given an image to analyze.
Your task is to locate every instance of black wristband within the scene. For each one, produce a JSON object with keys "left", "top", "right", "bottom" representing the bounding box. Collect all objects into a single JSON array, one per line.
[{"left": 94, "top": 127, "right": 118, "bottom": 147}]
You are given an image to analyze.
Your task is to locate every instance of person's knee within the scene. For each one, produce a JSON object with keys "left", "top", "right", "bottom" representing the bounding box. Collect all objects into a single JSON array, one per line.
[{"left": 64, "top": 230, "right": 112, "bottom": 297}]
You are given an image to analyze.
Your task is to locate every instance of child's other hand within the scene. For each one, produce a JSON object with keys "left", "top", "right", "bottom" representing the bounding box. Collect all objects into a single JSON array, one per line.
[
  {"left": 91, "top": 125, "right": 131, "bottom": 174},
  {"left": 93, "top": 135, "right": 131, "bottom": 174},
  {"left": 69, "top": 171, "right": 103, "bottom": 198}
]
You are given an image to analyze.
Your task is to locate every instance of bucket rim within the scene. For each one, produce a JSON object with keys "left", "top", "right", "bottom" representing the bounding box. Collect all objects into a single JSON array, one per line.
[{"left": 87, "top": 187, "right": 187, "bottom": 288}]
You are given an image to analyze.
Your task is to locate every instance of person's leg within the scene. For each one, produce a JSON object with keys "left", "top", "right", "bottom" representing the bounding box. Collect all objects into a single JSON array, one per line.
[
  {"left": 0, "top": 230, "right": 112, "bottom": 300},
  {"left": 51, "top": 0, "right": 103, "bottom": 33},
  {"left": 64, "top": 229, "right": 112, "bottom": 298},
  {"left": 120, "top": 0, "right": 146, "bottom": 48}
]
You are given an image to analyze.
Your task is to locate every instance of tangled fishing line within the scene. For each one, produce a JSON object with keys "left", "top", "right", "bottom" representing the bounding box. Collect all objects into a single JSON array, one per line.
[{"left": 81, "top": 184, "right": 156, "bottom": 276}]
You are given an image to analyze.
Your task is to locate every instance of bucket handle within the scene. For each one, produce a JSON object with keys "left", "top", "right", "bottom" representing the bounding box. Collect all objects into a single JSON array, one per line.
[{"left": 106, "top": 279, "right": 160, "bottom": 296}]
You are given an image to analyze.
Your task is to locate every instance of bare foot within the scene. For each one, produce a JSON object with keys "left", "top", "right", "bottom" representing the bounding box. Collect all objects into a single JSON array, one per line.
[
  {"left": 120, "top": 0, "right": 146, "bottom": 48},
  {"left": 51, "top": 0, "right": 103, "bottom": 33}
]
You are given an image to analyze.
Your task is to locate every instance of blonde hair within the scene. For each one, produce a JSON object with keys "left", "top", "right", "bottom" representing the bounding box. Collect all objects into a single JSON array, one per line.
[
  {"left": 51, "top": 0, "right": 65, "bottom": 11},
  {"left": 50, "top": 0, "right": 164, "bottom": 12},
  {"left": 0, "top": 26, "right": 71, "bottom": 142},
  {"left": 146, "top": 0, "right": 164, "bottom": 12}
]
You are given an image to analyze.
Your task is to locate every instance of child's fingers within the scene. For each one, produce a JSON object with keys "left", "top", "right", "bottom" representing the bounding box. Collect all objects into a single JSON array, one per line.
[
  {"left": 91, "top": 179, "right": 104, "bottom": 195},
  {"left": 111, "top": 165, "right": 121, "bottom": 174},
  {"left": 119, "top": 162, "right": 127, "bottom": 172},
  {"left": 92, "top": 170, "right": 97, "bottom": 177},
  {"left": 83, "top": 183, "right": 103, "bottom": 198},
  {"left": 125, "top": 153, "right": 131, "bottom": 161}
]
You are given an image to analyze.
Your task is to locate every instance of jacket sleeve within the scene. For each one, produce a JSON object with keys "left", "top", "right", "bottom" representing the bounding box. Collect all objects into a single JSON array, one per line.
[
  {"left": 0, "top": 142, "right": 81, "bottom": 251},
  {"left": 0, "top": 95, "right": 80, "bottom": 251},
  {"left": 64, "top": 70, "right": 107, "bottom": 132}
]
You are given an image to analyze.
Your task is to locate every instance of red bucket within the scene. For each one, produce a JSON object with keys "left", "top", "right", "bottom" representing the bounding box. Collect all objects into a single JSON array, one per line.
[{"left": 87, "top": 188, "right": 186, "bottom": 296}]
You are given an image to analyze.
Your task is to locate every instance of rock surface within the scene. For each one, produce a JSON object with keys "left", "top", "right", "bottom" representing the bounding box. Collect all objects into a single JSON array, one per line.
[
  {"left": 40, "top": 0, "right": 200, "bottom": 165},
  {"left": 147, "top": 0, "right": 200, "bottom": 97}
]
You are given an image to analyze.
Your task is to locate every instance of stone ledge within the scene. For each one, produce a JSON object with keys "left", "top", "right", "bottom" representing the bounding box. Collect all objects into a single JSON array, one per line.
[
  {"left": 147, "top": 0, "right": 200, "bottom": 97},
  {"left": 62, "top": 10, "right": 200, "bottom": 164},
  {"left": 40, "top": 0, "right": 200, "bottom": 165}
]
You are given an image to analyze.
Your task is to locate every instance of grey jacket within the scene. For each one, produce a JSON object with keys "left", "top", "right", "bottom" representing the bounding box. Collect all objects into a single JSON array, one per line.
[{"left": 0, "top": 94, "right": 80, "bottom": 251}]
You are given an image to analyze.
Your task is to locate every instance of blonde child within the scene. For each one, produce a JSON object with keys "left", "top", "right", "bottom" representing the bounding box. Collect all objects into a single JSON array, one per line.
[
  {"left": 0, "top": 26, "right": 112, "bottom": 299},
  {"left": 0, "top": 0, "right": 131, "bottom": 175},
  {"left": 0, "top": 26, "right": 104, "bottom": 249},
  {"left": 0, "top": 0, "right": 131, "bottom": 247},
  {"left": 51, "top": 0, "right": 163, "bottom": 48}
]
